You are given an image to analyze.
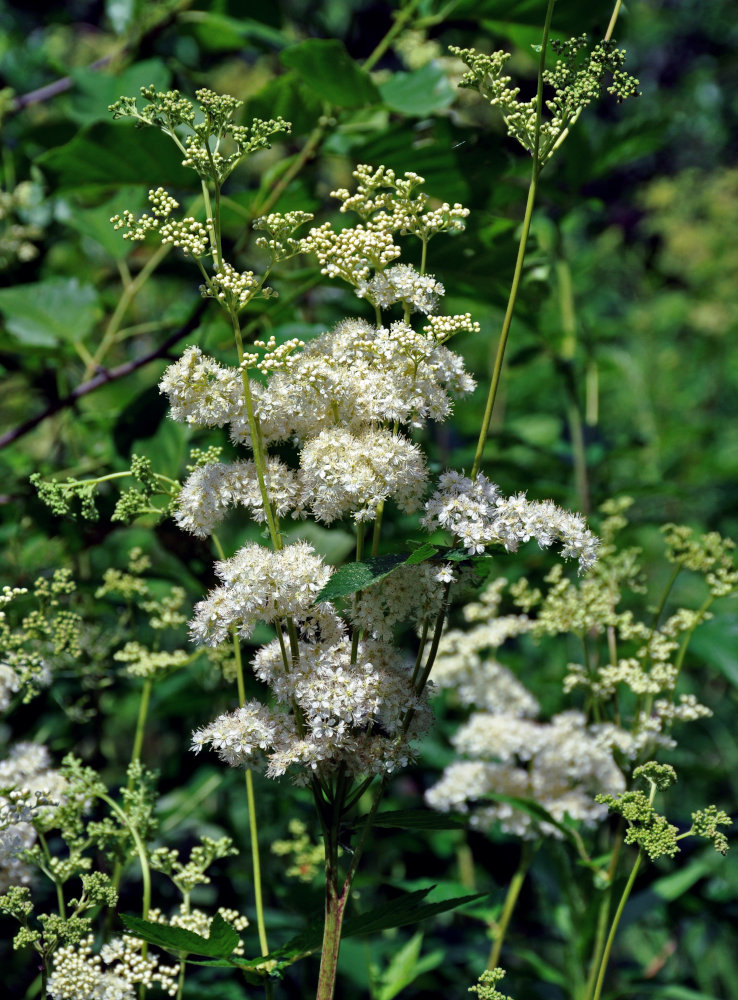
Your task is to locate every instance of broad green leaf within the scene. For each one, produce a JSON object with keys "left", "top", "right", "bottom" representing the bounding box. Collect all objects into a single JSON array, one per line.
[
  {"left": 280, "top": 39, "right": 380, "bottom": 108},
  {"left": 650, "top": 855, "right": 717, "bottom": 902},
  {"left": 66, "top": 59, "right": 171, "bottom": 126},
  {"left": 37, "top": 123, "right": 193, "bottom": 191},
  {"left": 341, "top": 886, "right": 485, "bottom": 938},
  {"left": 0, "top": 278, "right": 102, "bottom": 346},
  {"left": 368, "top": 808, "right": 467, "bottom": 831},
  {"left": 247, "top": 73, "right": 323, "bottom": 136},
  {"left": 121, "top": 912, "right": 239, "bottom": 958},
  {"left": 316, "top": 553, "right": 409, "bottom": 602},
  {"left": 379, "top": 64, "right": 456, "bottom": 117},
  {"left": 689, "top": 615, "right": 738, "bottom": 688},
  {"left": 516, "top": 946, "right": 568, "bottom": 987},
  {"left": 60, "top": 187, "right": 145, "bottom": 259}
]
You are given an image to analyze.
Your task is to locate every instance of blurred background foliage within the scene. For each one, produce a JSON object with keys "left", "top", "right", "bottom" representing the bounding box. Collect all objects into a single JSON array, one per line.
[{"left": 0, "top": 0, "right": 736, "bottom": 997}]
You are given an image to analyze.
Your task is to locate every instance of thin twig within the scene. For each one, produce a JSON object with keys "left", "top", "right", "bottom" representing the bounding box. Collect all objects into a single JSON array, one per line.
[{"left": 0, "top": 300, "right": 206, "bottom": 450}]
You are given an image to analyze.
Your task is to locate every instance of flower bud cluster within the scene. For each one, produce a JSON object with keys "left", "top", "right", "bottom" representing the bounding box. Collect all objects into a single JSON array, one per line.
[{"left": 451, "top": 36, "right": 639, "bottom": 165}]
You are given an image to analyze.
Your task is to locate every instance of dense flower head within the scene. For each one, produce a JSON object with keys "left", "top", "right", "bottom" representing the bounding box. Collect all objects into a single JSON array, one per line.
[
  {"left": 174, "top": 458, "right": 302, "bottom": 536},
  {"left": 193, "top": 629, "right": 430, "bottom": 782},
  {"left": 422, "top": 471, "right": 599, "bottom": 571},
  {"left": 159, "top": 346, "right": 241, "bottom": 427},
  {"left": 426, "top": 710, "right": 625, "bottom": 838},
  {"left": 48, "top": 933, "right": 178, "bottom": 999},
  {"left": 299, "top": 426, "right": 428, "bottom": 523},
  {"left": 189, "top": 541, "right": 332, "bottom": 646}
]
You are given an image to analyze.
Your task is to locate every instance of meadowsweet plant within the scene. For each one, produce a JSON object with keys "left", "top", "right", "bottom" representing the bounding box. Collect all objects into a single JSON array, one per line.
[{"left": 7, "top": 3, "right": 731, "bottom": 999}]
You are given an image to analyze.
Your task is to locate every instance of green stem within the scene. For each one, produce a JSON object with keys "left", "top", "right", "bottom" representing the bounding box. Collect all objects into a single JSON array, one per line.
[
  {"left": 470, "top": 0, "right": 555, "bottom": 480},
  {"left": 591, "top": 848, "right": 643, "bottom": 1000},
  {"left": 350, "top": 522, "right": 366, "bottom": 664},
  {"left": 131, "top": 679, "right": 152, "bottom": 765},
  {"left": 230, "top": 311, "right": 282, "bottom": 549},
  {"left": 98, "top": 790, "right": 152, "bottom": 919},
  {"left": 212, "top": 532, "right": 270, "bottom": 959},
  {"left": 487, "top": 840, "right": 535, "bottom": 970},
  {"left": 362, "top": 0, "right": 424, "bottom": 71},
  {"left": 85, "top": 243, "right": 171, "bottom": 378},
  {"left": 583, "top": 826, "right": 624, "bottom": 1000},
  {"left": 37, "top": 831, "right": 66, "bottom": 919}
]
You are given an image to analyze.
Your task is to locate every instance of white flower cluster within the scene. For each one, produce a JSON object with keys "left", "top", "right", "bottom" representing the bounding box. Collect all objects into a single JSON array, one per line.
[
  {"left": 329, "top": 163, "right": 470, "bottom": 242},
  {"left": 350, "top": 563, "right": 448, "bottom": 641},
  {"left": 158, "top": 346, "right": 241, "bottom": 427},
  {"left": 47, "top": 934, "right": 178, "bottom": 1000},
  {"left": 193, "top": 623, "right": 430, "bottom": 782},
  {"left": 0, "top": 742, "right": 67, "bottom": 893},
  {"left": 161, "top": 317, "right": 476, "bottom": 528},
  {"left": 174, "top": 458, "right": 302, "bottom": 536},
  {"left": 299, "top": 427, "right": 427, "bottom": 523},
  {"left": 356, "top": 263, "right": 444, "bottom": 314},
  {"left": 205, "top": 261, "right": 260, "bottom": 309},
  {"left": 422, "top": 471, "right": 600, "bottom": 572},
  {"left": 190, "top": 541, "right": 332, "bottom": 646},
  {"left": 426, "top": 710, "right": 625, "bottom": 838},
  {"left": 301, "top": 221, "right": 401, "bottom": 285}
]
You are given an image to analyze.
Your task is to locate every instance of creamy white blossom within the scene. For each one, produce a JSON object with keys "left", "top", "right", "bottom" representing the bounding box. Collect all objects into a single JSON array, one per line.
[
  {"left": 427, "top": 711, "right": 625, "bottom": 838},
  {"left": 174, "top": 457, "right": 302, "bottom": 536},
  {"left": 299, "top": 427, "right": 428, "bottom": 523},
  {"left": 190, "top": 541, "right": 332, "bottom": 645},
  {"left": 422, "top": 471, "right": 599, "bottom": 571}
]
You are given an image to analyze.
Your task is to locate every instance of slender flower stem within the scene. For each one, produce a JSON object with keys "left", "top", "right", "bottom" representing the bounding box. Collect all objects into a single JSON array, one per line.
[
  {"left": 487, "top": 840, "right": 536, "bottom": 970},
  {"left": 582, "top": 824, "right": 624, "bottom": 1000},
  {"left": 85, "top": 243, "right": 171, "bottom": 379},
  {"left": 131, "top": 679, "right": 152, "bottom": 766},
  {"left": 591, "top": 848, "right": 643, "bottom": 1000},
  {"left": 363, "top": 0, "right": 424, "bottom": 71},
  {"left": 212, "top": 533, "right": 270, "bottom": 960},
  {"left": 470, "top": 0, "right": 556, "bottom": 480}
]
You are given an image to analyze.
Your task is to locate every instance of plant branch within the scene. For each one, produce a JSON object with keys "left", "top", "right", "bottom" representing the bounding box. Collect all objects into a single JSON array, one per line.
[{"left": 0, "top": 299, "right": 207, "bottom": 451}]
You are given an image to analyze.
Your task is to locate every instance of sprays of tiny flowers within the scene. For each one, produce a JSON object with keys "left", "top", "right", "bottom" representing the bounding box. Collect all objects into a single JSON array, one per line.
[
  {"left": 193, "top": 622, "right": 431, "bottom": 784},
  {"left": 422, "top": 471, "right": 599, "bottom": 571},
  {"left": 109, "top": 86, "right": 289, "bottom": 185},
  {"left": 426, "top": 710, "right": 625, "bottom": 839},
  {"left": 189, "top": 541, "right": 332, "bottom": 646},
  {"left": 174, "top": 457, "right": 303, "bottom": 537},
  {"left": 271, "top": 818, "right": 327, "bottom": 883},
  {"left": 47, "top": 933, "right": 178, "bottom": 999},
  {"left": 469, "top": 968, "right": 515, "bottom": 1000}
]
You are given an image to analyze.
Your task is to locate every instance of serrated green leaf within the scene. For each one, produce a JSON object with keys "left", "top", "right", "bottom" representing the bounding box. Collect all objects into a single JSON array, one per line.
[
  {"left": 37, "top": 122, "right": 193, "bottom": 191},
  {"left": 0, "top": 277, "right": 102, "bottom": 346},
  {"left": 280, "top": 39, "right": 380, "bottom": 108},
  {"left": 379, "top": 64, "right": 455, "bottom": 117},
  {"left": 316, "top": 554, "right": 409, "bottom": 602},
  {"left": 404, "top": 543, "right": 439, "bottom": 565},
  {"left": 375, "top": 931, "right": 444, "bottom": 1000},
  {"left": 121, "top": 912, "right": 239, "bottom": 958},
  {"left": 367, "top": 808, "right": 466, "bottom": 831}
]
